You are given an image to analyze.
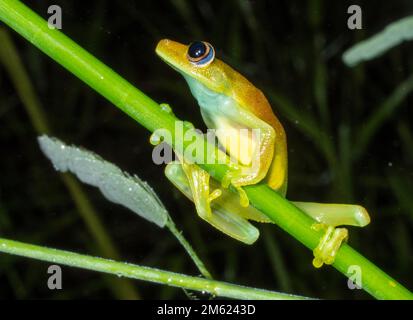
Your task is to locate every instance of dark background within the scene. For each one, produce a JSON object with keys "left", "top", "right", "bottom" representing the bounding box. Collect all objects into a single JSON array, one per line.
[{"left": 0, "top": 0, "right": 412, "bottom": 299}]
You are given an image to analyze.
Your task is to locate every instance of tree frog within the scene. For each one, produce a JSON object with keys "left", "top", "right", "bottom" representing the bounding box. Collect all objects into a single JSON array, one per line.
[{"left": 155, "top": 39, "right": 371, "bottom": 268}]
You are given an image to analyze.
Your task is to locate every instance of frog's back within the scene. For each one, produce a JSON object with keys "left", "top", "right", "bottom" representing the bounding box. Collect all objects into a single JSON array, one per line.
[{"left": 222, "top": 62, "right": 288, "bottom": 195}]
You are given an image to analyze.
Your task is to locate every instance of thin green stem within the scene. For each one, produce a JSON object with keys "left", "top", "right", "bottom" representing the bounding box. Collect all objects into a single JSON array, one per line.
[
  {"left": 0, "top": 0, "right": 412, "bottom": 299},
  {"left": 0, "top": 237, "right": 310, "bottom": 300},
  {"left": 166, "top": 217, "right": 213, "bottom": 279},
  {"left": 353, "top": 73, "right": 413, "bottom": 161}
]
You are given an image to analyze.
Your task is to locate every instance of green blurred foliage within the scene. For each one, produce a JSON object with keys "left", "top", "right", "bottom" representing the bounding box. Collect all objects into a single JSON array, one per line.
[{"left": 0, "top": 0, "right": 412, "bottom": 299}]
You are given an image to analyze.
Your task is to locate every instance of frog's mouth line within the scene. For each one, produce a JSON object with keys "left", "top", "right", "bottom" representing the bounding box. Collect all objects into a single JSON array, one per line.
[
  {"left": 155, "top": 41, "right": 187, "bottom": 73},
  {"left": 155, "top": 49, "right": 187, "bottom": 76},
  {"left": 157, "top": 55, "right": 186, "bottom": 77}
]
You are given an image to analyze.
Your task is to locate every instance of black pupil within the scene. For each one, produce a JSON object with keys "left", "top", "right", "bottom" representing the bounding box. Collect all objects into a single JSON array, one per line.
[{"left": 188, "top": 42, "right": 206, "bottom": 59}]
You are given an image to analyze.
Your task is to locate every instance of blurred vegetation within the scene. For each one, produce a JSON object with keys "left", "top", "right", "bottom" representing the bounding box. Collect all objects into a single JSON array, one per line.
[{"left": 0, "top": 0, "right": 412, "bottom": 299}]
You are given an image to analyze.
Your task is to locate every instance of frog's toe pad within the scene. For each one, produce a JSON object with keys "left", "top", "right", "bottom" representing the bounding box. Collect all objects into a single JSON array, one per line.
[
  {"left": 208, "top": 188, "right": 222, "bottom": 203},
  {"left": 236, "top": 187, "right": 249, "bottom": 207},
  {"left": 312, "top": 226, "right": 348, "bottom": 268}
]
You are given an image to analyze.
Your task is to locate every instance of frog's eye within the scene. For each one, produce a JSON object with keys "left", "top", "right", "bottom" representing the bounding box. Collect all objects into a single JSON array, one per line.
[{"left": 187, "top": 41, "right": 215, "bottom": 67}]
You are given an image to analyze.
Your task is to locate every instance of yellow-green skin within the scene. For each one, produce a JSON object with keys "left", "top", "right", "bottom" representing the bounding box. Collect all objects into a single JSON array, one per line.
[
  {"left": 156, "top": 39, "right": 287, "bottom": 196},
  {"left": 156, "top": 39, "right": 371, "bottom": 268}
]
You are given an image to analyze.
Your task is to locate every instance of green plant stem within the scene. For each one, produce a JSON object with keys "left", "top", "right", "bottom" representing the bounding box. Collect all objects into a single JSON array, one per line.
[
  {"left": 353, "top": 73, "right": 413, "bottom": 161},
  {"left": 0, "top": 0, "right": 412, "bottom": 299},
  {"left": 0, "top": 237, "right": 310, "bottom": 300},
  {"left": 166, "top": 217, "right": 213, "bottom": 279}
]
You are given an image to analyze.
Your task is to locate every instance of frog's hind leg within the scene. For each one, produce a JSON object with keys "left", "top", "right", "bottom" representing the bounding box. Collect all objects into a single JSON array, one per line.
[
  {"left": 165, "top": 161, "right": 260, "bottom": 244},
  {"left": 292, "top": 202, "right": 371, "bottom": 268},
  {"left": 293, "top": 202, "right": 370, "bottom": 227}
]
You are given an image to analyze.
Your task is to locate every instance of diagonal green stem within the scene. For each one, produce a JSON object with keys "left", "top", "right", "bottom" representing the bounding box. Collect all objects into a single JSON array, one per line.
[
  {"left": 0, "top": 237, "right": 311, "bottom": 300},
  {"left": 0, "top": 0, "right": 412, "bottom": 299}
]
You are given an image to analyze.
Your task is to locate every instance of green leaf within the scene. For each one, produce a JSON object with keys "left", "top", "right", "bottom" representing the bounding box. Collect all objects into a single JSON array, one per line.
[
  {"left": 38, "top": 135, "right": 168, "bottom": 227},
  {"left": 343, "top": 15, "right": 413, "bottom": 67}
]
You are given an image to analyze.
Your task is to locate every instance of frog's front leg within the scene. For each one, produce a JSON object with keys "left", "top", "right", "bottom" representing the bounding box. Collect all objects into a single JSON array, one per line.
[
  {"left": 216, "top": 108, "right": 282, "bottom": 207},
  {"left": 293, "top": 201, "right": 371, "bottom": 268},
  {"left": 165, "top": 161, "right": 260, "bottom": 244},
  {"left": 180, "top": 160, "right": 222, "bottom": 219}
]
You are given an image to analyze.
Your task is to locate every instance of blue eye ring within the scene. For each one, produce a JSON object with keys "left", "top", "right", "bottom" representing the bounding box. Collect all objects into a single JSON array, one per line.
[{"left": 187, "top": 41, "right": 215, "bottom": 66}]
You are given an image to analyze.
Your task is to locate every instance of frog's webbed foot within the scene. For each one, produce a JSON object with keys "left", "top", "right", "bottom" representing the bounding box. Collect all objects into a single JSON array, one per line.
[
  {"left": 311, "top": 224, "right": 348, "bottom": 268},
  {"left": 165, "top": 162, "right": 259, "bottom": 244},
  {"left": 180, "top": 161, "right": 222, "bottom": 219}
]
